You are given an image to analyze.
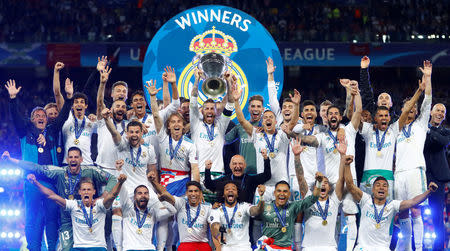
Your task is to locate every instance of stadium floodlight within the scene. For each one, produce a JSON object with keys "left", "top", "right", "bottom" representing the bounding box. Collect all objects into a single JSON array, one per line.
[
  {"left": 0, "top": 187, "right": 4, "bottom": 193},
  {"left": 7, "top": 169, "right": 14, "bottom": 175},
  {"left": 352, "top": 40, "right": 358, "bottom": 43},
  {"left": 418, "top": 35, "right": 424, "bottom": 39},
  {"left": 442, "top": 35, "right": 446, "bottom": 39},
  {"left": 14, "top": 232, "right": 20, "bottom": 239},
  {"left": 398, "top": 232, "right": 403, "bottom": 238},
  {"left": 411, "top": 35, "right": 415, "bottom": 39},
  {"left": 1, "top": 169, "right": 7, "bottom": 175},
  {"left": 425, "top": 232, "right": 431, "bottom": 239},
  {"left": 424, "top": 208, "right": 431, "bottom": 215},
  {"left": 7, "top": 232, "right": 13, "bottom": 238},
  {"left": 0, "top": 209, "right": 6, "bottom": 216},
  {"left": 432, "top": 232, "right": 436, "bottom": 239},
  {"left": 0, "top": 232, "right": 6, "bottom": 238},
  {"left": 14, "top": 169, "right": 21, "bottom": 175},
  {"left": 14, "top": 210, "right": 20, "bottom": 216}
]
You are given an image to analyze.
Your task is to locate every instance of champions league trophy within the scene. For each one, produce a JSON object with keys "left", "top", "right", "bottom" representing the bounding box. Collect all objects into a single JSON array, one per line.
[{"left": 194, "top": 52, "right": 230, "bottom": 98}]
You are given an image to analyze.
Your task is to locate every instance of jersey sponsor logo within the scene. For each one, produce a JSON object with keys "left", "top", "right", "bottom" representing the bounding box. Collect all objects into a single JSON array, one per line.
[
  {"left": 181, "top": 218, "right": 205, "bottom": 229},
  {"left": 130, "top": 218, "right": 152, "bottom": 228},
  {"left": 74, "top": 216, "right": 99, "bottom": 225},
  {"left": 199, "top": 132, "right": 219, "bottom": 140},
  {"left": 142, "top": 5, "right": 283, "bottom": 121},
  {"left": 364, "top": 209, "right": 388, "bottom": 222},
  {"left": 369, "top": 142, "right": 392, "bottom": 149}
]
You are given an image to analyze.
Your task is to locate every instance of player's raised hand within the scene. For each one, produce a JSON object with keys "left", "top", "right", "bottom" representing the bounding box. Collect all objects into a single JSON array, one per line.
[
  {"left": 419, "top": 60, "right": 432, "bottom": 77},
  {"left": 145, "top": 80, "right": 161, "bottom": 96},
  {"left": 257, "top": 184, "right": 266, "bottom": 196},
  {"left": 97, "top": 56, "right": 108, "bottom": 72},
  {"left": 291, "top": 136, "right": 305, "bottom": 156},
  {"left": 147, "top": 170, "right": 157, "bottom": 183},
  {"left": 260, "top": 149, "right": 268, "bottom": 159},
  {"left": 1, "top": 151, "right": 11, "bottom": 161},
  {"left": 115, "top": 159, "right": 124, "bottom": 171},
  {"left": 266, "top": 57, "right": 276, "bottom": 75},
  {"left": 163, "top": 66, "right": 177, "bottom": 83},
  {"left": 344, "top": 155, "right": 354, "bottom": 165},
  {"left": 65, "top": 78, "right": 74, "bottom": 98},
  {"left": 315, "top": 172, "right": 325, "bottom": 182},
  {"left": 289, "top": 89, "right": 301, "bottom": 105},
  {"left": 205, "top": 160, "right": 213, "bottom": 170},
  {"left": 117, "top": 174, "right": 127, "bottom": 183},
  {"left": 428, "top": 182, "right": 438, "bottom": 192},
  {"left": 27, "top": 174, "right": 37, "bottom": 184},
  {"left": 360, "top": 56, "right": 370, "bottom": 69},
  {"left": 100, "top": 66, "right": 112, "bottom": 84},
  {"left": 5, "top": 79, "right": 21, "bottom": 99},
  {"left": 101, "top": 108, "right": 111, "bottom": 119},
  {"left": 54, "top": 62, "right": 65, "bottom": 72}
]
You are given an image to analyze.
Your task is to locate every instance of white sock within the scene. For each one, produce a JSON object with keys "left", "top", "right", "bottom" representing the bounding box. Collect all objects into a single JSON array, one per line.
[
  {"left": 412, "top": 216, "right": 424, "bottom": 251},
  {"left": 294, "top": 223, "right": 302, "bottom": 251},
  {"left": 396, "top": 217, "right": 412, "bottom": 251},
  {"left": 111, "top": 215, "right": 123, "bottom": 251},
  {"left": 346, "top": 215, "right": 357, "bottom": 251},
  {"left": 157, "top": 219, "right": 169, "bottom": 251}
]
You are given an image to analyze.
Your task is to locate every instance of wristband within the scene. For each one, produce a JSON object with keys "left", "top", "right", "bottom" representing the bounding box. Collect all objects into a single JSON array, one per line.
[
  {"left": 225, "top": 102, "right": 235, "bottom": 111},
  {"left": 315, "top": 180, "right": 323, "bottom": 189}
]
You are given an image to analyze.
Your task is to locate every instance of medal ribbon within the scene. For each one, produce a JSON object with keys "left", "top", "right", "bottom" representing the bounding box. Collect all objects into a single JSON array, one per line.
[
  {"left": 231, "top": 174, "right": 246, "bottom": 189},
  {"left": 222, "top": 204, "right": 238, "bottom": 230},
  {"left": 273, "top": 202, "right": 287, "bottom": 228},
  {"left": 37, "top": 128, "right": 47, "bottom": 149},
  {"left": 263, "top": 131, "right": 277, "bottom": 153},
  {"left": 327, "top": 130, "right": 338, "bottom": 149},
  {"left": 130, "top": 146, "right": 142, "bottom": 167},
  {"left": 203, "top": 122, "right": 215, "bottom": 141},
  {"left": 135, "top": 206, "right": 148, "bottom": 229},
  {"left": 57, "top": 131, "right": 63, "bottom": 149},
  {"left": 316, "top": 198, "right": 330, "bottom": 222},
  {"left": 375, "top": 128, "right": 388, "bottom": 152},
  {"left": 67, "top": 169, "right": 81, "bottom": 197},
  {"left": 81, "top": 203, "right": 94, "bottom": 230},
  {"left": 73, "top": 113, "right": 86, "bottom": 140},
  {"left": 304, "top": 126, "right": 314, "bottom": 136},
  {"left": 372, "top": 198, "right": 388, "bottom": 225},
  {"left": 402, "top": 120, "right": 415, "bottom": 139},
  {"left": 141, "top": 113, "right": 148, "bottom": 124},
  {"left": 113, "top": 119, "right": 126, "bottom": 136},
  {"left": 169, "top": 135, "right": 183, "bottom": 161},
  {"left": 186, "top": 201, "right": 201, "bottom": 228}
]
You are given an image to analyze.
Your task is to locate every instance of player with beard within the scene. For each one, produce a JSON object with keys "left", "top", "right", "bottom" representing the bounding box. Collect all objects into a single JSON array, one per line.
[
  {"left": 225, "top": 95, "right": 265, "bottom": 175},
  {"left": 27, "top": 173, "right": 125, "bottom": 251},
  {"left": 297, "top": 135, "right": 347, "bottom": 251},
  {"left": 210, "top": 181, "right": 266, "bottom": 251},
  {"left": 6, "top": 78, "right": 74, "bottom": 251},
  {"left": 114, "top": 166, "right": 177, "bottom": 251},
  {"left": 258, "top": 173, "right": 322, "bottom": 250},
  {"left": 344, "top": 155, "right": 438, "bottom": 251},
  {"left": 295, "top": 82, "right": 362, "bottom": 251},
  {"left": 189, "top": 68, "right": 235, "bottom": 202},
  {"left": 129, "top": 66, "right": 180, "bottom": 161},
  {"left": 358, "top": 80, "right": 424, "bottom": 199},
  {"left": 148, "top": 173, "right": 214, "bottom": 251},
  {"left": 424, "top": 103, "right": 450, "bottom": 250},
  {"left": 1, "top": 148, "right": 117, "bottom": 251},
  {"left": 394, "top": 61, "right": 432, "bottom": 251},
  {"left": 147, "top": 80, "right": 200, "bottom": 251},
  {"left": 95, "top": 66, "right": 129, "bottom": 250}
]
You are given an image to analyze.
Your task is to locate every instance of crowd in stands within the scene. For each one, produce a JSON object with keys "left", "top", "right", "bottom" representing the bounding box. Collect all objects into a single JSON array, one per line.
[{"left": 0, "top": 0, "right": 448, "bottom": 43}]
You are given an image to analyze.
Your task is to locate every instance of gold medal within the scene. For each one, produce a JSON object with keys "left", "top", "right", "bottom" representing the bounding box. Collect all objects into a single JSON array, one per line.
[
  {"left": 133, "top": 167, "right": 136, "bottom": 172},
  {"left": 333, "top": 148, "right": 337, "bottom": 154},
  {"left": 227, "top": 228, "right": 231, "bottom": 234},
  {"left": 89, "top": 227, "right": 93, "bottom": 233},
  {"left": 376, "top": 151, "right": 382, "bottom": 157},
  {"left": 209, "top": 141, "right": 214, "bottom": 147},
  {"left": 187, "top": 228, "right": 193, "bottom": 234},
  {"left": 38, "top": 147, "right": 44, "bottom": 153},
  {"left": 142, "top": 151, "right": 146, "bottom": 158},
  {"left": 57, "top": 147, "right": 62, "bottom": 153},
  {"left": 137, "top": 228, "right": 143, "bottom": 234},
  {"left": 169, "top": 160, "right": 172, "bottom": 166},
  {"left": 269, "top": 152, "right": 276, "bottom": 158},
  {"left": 406, "top": 138, "right": 411, "bottom": 143},
  {"left": 74, "top": 139, "right": 80, "bottom": 145},
  {"left": 68, "top": 195, "right": 74, "bottom": 200},
  {"left": 375, "top": 223, "right": 381, "bottom": 229},
  {"left": 303, "top": 146, "right": 308, "bottom": 152},
  {"left": 281, "top": 227, "right": 287, "bottom": 233},
  {"left": 322, "top": 220, "right": 328, "bottom": 226}
]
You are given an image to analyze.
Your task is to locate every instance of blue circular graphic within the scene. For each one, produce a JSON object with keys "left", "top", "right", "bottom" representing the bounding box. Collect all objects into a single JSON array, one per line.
[{"left": 142, "top": 5, "right": 283, "bottom": 119}]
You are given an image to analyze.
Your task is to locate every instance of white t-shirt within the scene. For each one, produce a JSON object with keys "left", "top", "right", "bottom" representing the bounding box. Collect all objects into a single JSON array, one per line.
[
  {"left": 65, "top": 199, "right": 107, "bottom": 248},
  {"left": 116, "top": 136, "right": 157, "bottom": 198},
  {"left": 302, "top": 192, "right": 341, "bottom": 248},
  {"left": 96, "top": 118, "right": 128, "bottom": 173},
  {"left": 119, "top": 187, "right": 175, "bottom": 251},
  {"left": 357, "top": 192, "right": 401, "bottom": 248},
  {"left": 293, "top": 123, "right": 321, "bottom": 186},
  {"left": 210, "top": 203, "right": 252, "bottom": 248},
  {"left": 395, "top": 94, "right": 431, "bottom": 172},
  {"left": 251, "top": 128, "right": 290, "bottom": 186},
  {"left": 315, "top": 123, "right": 357, "bottom": 184},
  {"left": 130, "top": 98, "right": 180, "bottom": 162},
  {"left": 190, "top": 99, "right": 230, "bottom": 173},
  {"left": 360, "top": 122, "right": 400, "bottom": 171},
  {"left": 62, "top": 112, "right": 97, "bottom": 165},
  {"left": 158, "top": 129, "right": 197, "bottom": 172},
  {"left": 174, "top": 196, "right": 213, "bottom": 243}
]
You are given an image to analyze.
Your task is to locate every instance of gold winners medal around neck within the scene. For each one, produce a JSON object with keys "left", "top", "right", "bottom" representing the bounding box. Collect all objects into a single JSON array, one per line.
[
  {"left": 281, "top": 227, "right": 287, "bottom": 233},
  {"left": 227, "top": 228, "right": 231, "bottom": 234},
  {"left": 187, "top": 228, "right": 193, "bottom": 234},
  {"left": 57, "top": 147, "right": 62, "bottom": 153},
  {"left": 376, "top": 151, "right": 382, "bottom": 157},
  {"left": 38, "top": 147, "right": 44, "bottom": 153},
  {"left": 375, "top": 223, "right": 381, "bottom": 229},
  {"left": 68, "top": 195, "right": 74, "bottom": 200},
  {"left": 322, "top": 220, "right": 328, "bottom": 226},
  {"left": 137, "top": 228, "right": 143, "bottom": 234},
  {"left": 89, "top": 227, "right": 93, "bottom": 233},
  {"left": 74, "top": 139, "right": 80, "bottom": 145},
  {"left": 333, "top": 148, "right": 337, "bottom": 154},
  {"left": 406, "top": 138, "right": 411, "bottom": 143},
  {"left": 269, "top": 152, "right": 276, "bottom": 158}
]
